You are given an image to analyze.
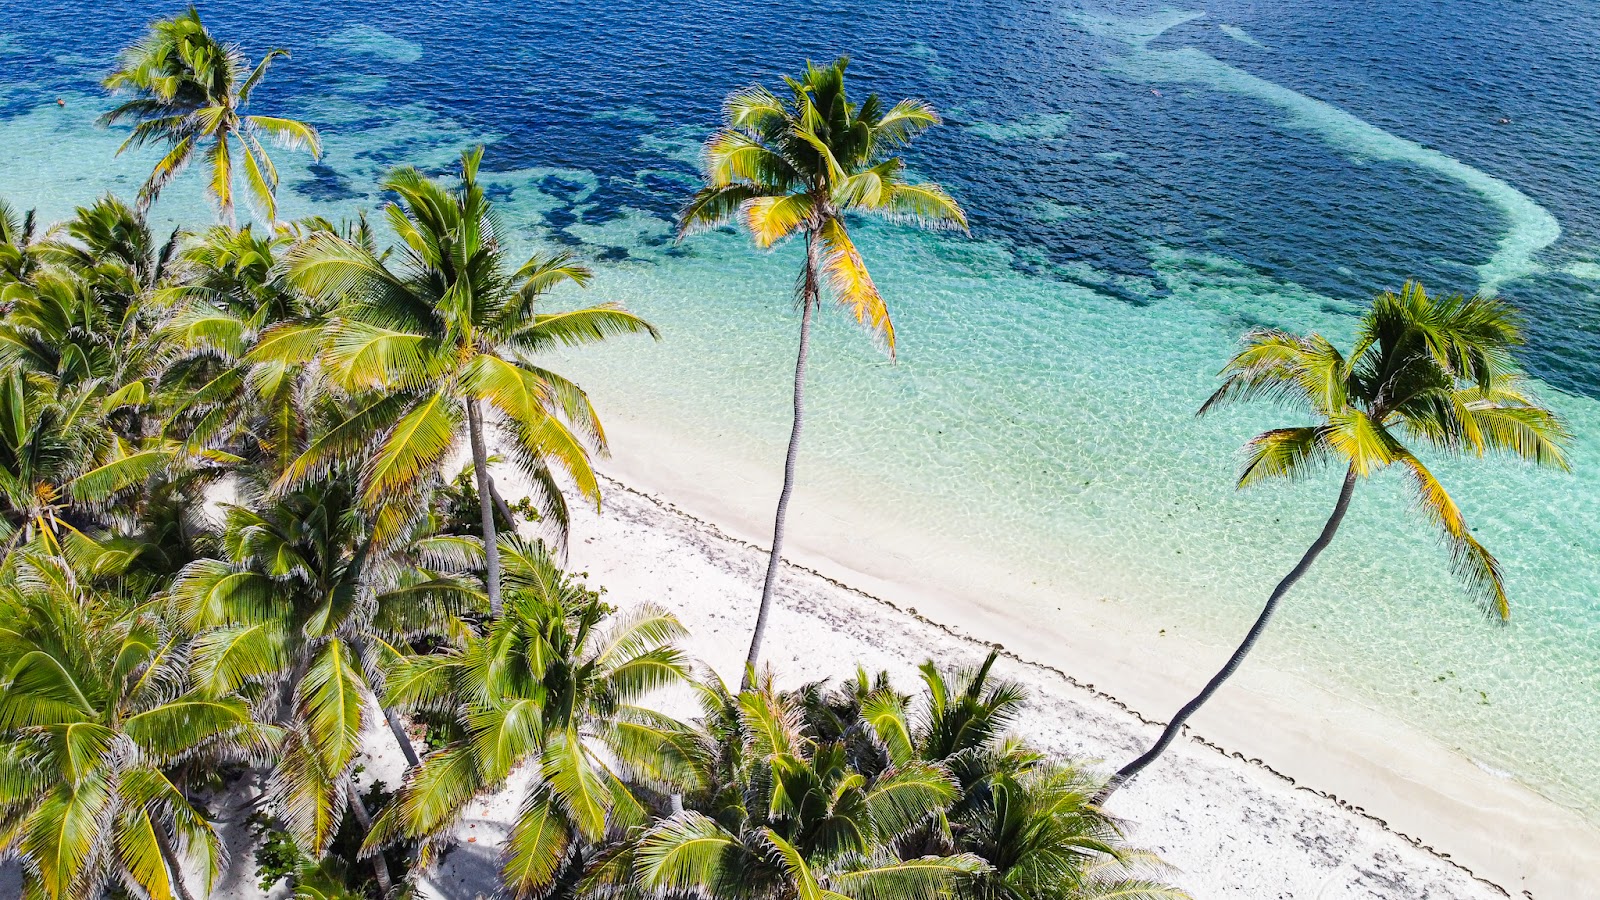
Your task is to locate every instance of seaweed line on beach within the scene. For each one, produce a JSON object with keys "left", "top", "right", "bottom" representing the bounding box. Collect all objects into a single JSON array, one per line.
[{"left": 595, "top": 473, "right": 1524, "bottom": 900}]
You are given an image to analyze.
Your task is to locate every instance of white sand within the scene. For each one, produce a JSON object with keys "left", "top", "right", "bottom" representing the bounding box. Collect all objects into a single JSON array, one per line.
[
  {"left": 521, "top": 478, "right": 1517, "bottom": 900},
  {"left": 22, "top": 444, "right": 1592, "bottom": 900}
]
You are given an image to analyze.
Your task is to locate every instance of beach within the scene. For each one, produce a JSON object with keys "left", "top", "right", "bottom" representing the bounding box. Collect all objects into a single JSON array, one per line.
[{"left": 520, "top": 420, "right": 1600, "bottom": 899}]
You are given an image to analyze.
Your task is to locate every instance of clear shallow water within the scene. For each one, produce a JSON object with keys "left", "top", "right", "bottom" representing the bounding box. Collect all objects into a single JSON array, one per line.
[{"left": 3, "top": 1, "right": 1599, "bottom": 818}]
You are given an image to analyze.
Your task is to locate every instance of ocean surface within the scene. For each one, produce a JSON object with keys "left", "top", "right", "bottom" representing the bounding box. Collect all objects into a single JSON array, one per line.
[{"left": 2, "top": 1, "right": 1598, "bottom": 819}]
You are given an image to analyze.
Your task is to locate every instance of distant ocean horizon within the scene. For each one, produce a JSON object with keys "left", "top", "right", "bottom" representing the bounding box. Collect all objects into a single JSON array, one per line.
[{"left": 4, "top": 0, "right": 1598, "bottom": 820}]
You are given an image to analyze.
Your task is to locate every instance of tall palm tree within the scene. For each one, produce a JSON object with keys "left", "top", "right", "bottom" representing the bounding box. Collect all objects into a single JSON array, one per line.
[
  {"left": 278, "top": 148, "right": 657, "bottom": 614},
  {"left": 102, "top": 6, "right": 321, "bottom": 224},
  {"left": 168, "top": 470, "right": 481, "bottom": 882},
  {"left": 679, "top": 57, "right": 966, "bottom": 680},
  {"left": 369, "top": 538, "right": 691, "bottom": 897},
  {"left": 1102, "top": 282, "right": 1571, "bottom": 797},
  {"left": 0, "top": 549, "right": 277, "bottom": 900}
]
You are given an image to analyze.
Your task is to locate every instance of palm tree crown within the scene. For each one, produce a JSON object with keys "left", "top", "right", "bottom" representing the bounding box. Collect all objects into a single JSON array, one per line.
[
  {"left": 0, "top": 551, "right": 276, "bottom": 900},
  {"left": 277, "top": 147, "right": 656, "bottom": 612},
  {"left": 682, "top": 56, "right": 966, "bottom": 355},
  {"left": 102, "top": 5, "right": 321, "bottom": 223},
  {"left": 1201, "top": 280, "right": 1568, "bottom": 617}
]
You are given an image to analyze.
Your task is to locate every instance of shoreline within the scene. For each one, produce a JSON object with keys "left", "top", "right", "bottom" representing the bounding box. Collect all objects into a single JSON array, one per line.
[{"left": 555, "top": 411, "right": 1599, "bottom": 899}]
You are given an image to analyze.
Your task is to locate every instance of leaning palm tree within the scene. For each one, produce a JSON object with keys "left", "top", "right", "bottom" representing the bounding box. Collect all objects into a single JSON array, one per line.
[
  {"left": 369, "top": 538, "right": 691, "bottom": 897},
  {"left": 277, "top": 147, "right": 657, "bottom": 614},
  {"left": 102, "top": 5, "right": 320, "bottom": 223},
  {"left": 0, "top": 549, "right": 277, "bottom": 900},
  {"left": 680, "top": 57, "right": 966, "bottom": 680},
  {"left": 1102, "top": 282, "right": 1571, "bottom": 797}
]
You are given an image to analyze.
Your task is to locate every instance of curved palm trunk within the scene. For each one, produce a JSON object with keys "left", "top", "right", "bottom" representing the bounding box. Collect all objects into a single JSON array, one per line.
[
  {"left": 466, "top": 397, "right": 503, "bottom": 617},
  {"left": 345, "top": 780, "right": 394, "bottom": 894},
  {"left": 1097, "top": 466, "right": 1359, "bottom": 802},
  {"left": 744, "top": 232, "right": 820, "bottom": 688},
  {"left": 152, "top": 823, "right": 198, "bottom": 900}
]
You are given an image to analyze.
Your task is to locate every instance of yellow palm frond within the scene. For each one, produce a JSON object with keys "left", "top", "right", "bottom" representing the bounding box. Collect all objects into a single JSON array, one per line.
[
  {"left": 324, "top": 321, "right": 443, "bottom": 392},
  {"left": 745, "top": 193, "right": 814, "bottom": 248},
  {"left": 725, "top": 86, "right": 787, "bottom": 131},
  {"left": 207, "top": 132, "right": 234, "bottom": 220},
  {"left": 364, "top": 391, "right": 461, "bottom": 506},
  {"left": 1393, "top": 450, "right": 1510, "bottom": 619},
  {"left": 817, "top": 217, "right": 892, "bottom": 354},
  {"left": 881, "top": 181, "right": 968, "bottom": 230},
  {"left": 706, "top": 130, "right": 796, "bottom": 189},
  {"left": 1325, "top": 410, "right": 1397, "bottom": 477}
]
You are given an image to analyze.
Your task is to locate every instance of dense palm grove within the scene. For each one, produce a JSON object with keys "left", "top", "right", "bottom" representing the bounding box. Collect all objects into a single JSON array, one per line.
[{"left": 0, "top": 8, "right": 1571, "bottom": 900}]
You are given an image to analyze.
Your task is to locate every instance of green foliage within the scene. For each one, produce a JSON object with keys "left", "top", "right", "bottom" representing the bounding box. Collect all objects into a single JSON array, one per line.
[
  {"left": 101, "top": 6, "right": 321, "bottom": 223},
  {"left": 681, "top": 57, "right": 967, "bottom": 356},
  {"left": 1202, "top": 281, "right": 1570, "bottom": 618}
]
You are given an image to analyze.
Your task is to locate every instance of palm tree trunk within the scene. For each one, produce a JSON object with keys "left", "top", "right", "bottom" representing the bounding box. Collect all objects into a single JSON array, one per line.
[
  {"left": 345, "top": 780, "right": 394, "bottom": 894},
  {"left": 152, "top": 823, "right": 198, "bottom": 900},
  {"left": 382, "top": 704, "right": 421, "bottom": 770},
  {"left": 1097, "top": 465, "right": 1360, "bottom": 802},
  {"left": 488, "top": 479, "right": 519, "bottom": 534},
  {"left": 466, "top": 397, "right": 503, "bottom": 617},
  {"left": 744, "top": 231, "right": 820, "bottom": 688}
]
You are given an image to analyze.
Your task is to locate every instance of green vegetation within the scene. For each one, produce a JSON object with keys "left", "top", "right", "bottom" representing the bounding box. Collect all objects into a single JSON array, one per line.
[{"left": 102, "top": 5, "right": 321, "bottom": 223}]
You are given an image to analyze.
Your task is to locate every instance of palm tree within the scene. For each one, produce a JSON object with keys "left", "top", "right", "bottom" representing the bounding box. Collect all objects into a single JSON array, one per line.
[
  {"left": 0, "top": 199, "right": 46, "bottom": 303},
  {"left": 679, "top": 57, "right": 966, "bottom": 680},
  {"left": 1102, "top": 282, "right": 1571, "bottom": 798},
  {"left": 0, "top": 549, "right": 277, "bottom": 900},
  {"left": 369, "top": 538, "right": 691, "bottom": 897},
  {"left": 850, "top": 654, "right": 1185, "bottom": 899},
  {"left": 0, "top": 198, "right": 182, "bottom": 550},
  {"left": 629, "top": 675, "right": 985, "bottom": 900},
  {"left": 167, "top": 470, "right": 481, "bottom": 884},
  {"left": 102, "top": 5, "right": 321, "bottom": 224},
  {"left": 160, "top": 220, "right": 340, "bottom": 470},
  {"left": 959, "top": 767, "right": 1185, "bottom": 900},
  {"left": 278, "top": 147, "right": 657, "bottom": 614}
]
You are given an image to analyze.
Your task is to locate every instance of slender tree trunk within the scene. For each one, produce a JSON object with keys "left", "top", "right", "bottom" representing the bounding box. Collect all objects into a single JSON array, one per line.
[
  {"left": 382, "top": 704, "right": 422, "bottom": 770},
  {"left": 345, "top": 780, "right": 394, "bottom": 895},
  {"left": 744, "top": 231, "right": 820, "bottom": 689},
  {"left": 152, "top": 823, "right": 198, "bottom": 900},
  {"left": 488, "top": 479, "right": 519, "bottom": 536},
  {"left": 1097, "top": 466, "right": 1360, "bottom": 802},
  {"left": 466, "top": 397, "right": 503, "bottom": 617}
]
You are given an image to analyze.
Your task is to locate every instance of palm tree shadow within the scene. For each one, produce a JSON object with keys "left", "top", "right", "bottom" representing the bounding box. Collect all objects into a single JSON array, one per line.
[{"left": 417, "top": 841, "right": 504, "bottom": 900}]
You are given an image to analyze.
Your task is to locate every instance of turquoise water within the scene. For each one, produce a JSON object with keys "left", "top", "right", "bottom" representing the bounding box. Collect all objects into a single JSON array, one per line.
[{"left": 3, "top": 1, "right": 1598, "bottom": 819}]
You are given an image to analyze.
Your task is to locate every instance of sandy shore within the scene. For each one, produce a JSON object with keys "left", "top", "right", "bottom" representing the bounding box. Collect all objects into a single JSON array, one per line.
[
  {"left": 546, "top": 413, "right": 1600, "bottom": 900},
  {"left": 13, "top": 436, "right": 1591, "bottom": 900}
]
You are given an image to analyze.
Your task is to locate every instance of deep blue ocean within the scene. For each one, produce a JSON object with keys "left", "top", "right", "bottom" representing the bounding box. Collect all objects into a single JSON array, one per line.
[{"left": 2, "top": 0, "right": 1598, "bottom": 819}]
